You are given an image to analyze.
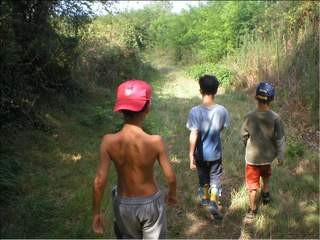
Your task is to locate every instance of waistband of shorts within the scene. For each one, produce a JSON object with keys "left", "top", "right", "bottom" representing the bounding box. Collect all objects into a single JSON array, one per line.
[
  {"left": 246, "top": 161, "right": 272, "bottom": 166},
  {"left": 115, "top": 189, "right": 162, "bottom": 205}
]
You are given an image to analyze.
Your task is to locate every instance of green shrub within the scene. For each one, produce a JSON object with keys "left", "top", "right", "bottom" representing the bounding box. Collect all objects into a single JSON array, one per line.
[
  {"left": 79, "top": 104, "right": 115, "bottom": 127},
  {"left": 186, "top": 63, "right": 234, "bottom": 87},
  {"left": 287, "top": 142, "right": 305, "bottom": 158}
]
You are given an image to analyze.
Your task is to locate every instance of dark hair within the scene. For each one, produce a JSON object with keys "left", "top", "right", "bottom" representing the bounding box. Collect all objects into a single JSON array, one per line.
[
  {"left": 121, "top": 101, "right": 150, "bottom": 121},
  {"left": 255, "top": 97, "right": 271, "bottom": 105},
  {"left": 199, "top": 75, "right": 220, "bottom": 95}
]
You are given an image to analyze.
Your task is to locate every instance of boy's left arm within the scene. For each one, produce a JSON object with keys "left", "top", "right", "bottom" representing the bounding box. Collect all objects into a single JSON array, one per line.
[
  {"left": 156, "top": 136, "right": 177, "bottom": 205},
  {"left": 220, "top": 108, "right": 230, "bottom": 131},
  {"left": 275, "top": 118, "right": 285, "bottom": 165}
]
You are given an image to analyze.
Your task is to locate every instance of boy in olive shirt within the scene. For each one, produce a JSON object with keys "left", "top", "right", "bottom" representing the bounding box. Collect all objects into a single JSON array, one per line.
[{"left": 241, "top": 82, "right": 285, "bottom": 219}]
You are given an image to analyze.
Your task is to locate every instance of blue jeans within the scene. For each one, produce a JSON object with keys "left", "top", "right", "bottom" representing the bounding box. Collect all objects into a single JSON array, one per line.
[{"left": 195, "top": 158, "right": 223, "bottom": 194}]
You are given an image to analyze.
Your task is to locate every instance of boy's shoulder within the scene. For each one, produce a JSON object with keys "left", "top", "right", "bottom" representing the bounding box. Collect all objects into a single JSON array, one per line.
[
  {"left": 189, "top": 104, "right": 202, "bottom": 111},
  {"left": 148, "top": 134, "right": 163, "bottom": 144},
  {"left": 269, "top": 110, "right": 281, "bottom": 120},
  {"left": 101, "top": 132, "right": 118, "bottom": 144},
  {"left": 245, "top": 110, "right": 256, "bottom": 118},
  {"left": 215, "top": 104, "right": 228, "bottom": 112},
  {"left": 188, "top": 105, "right": 202, "bottom": 117},
  {"left": 139, "top": 133, "right": 166, "bottom": 152},
  {"left": 190, "top": 104, "right": 228, "bottom": 112},
  {"left": 245, "top": 109, "right": 281, "bottom": 120}
]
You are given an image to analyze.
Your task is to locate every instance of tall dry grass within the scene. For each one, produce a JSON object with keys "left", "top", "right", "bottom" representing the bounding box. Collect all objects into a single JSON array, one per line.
[{"left": 224, "top": 18, "right": 319, "bottom": 131}]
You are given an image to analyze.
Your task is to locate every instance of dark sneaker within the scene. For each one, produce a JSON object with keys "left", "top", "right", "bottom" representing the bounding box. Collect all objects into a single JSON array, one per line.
[
  {"left": 200, "top": 199, "right": 209, "bottom": 206},
  {"left": 262, "top": 192, "right": 270, "bottom": 205},
  {"left": 245, "top": 208, "right": 257, "bottom": 220},
  {"left": 209, "top": 201, "right": 223, "bottom": 220}
]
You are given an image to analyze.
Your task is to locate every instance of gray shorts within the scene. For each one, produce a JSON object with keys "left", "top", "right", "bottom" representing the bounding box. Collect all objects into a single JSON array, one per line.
[{"left": 112, "top": 187, "right": 166, "bottom": 239}]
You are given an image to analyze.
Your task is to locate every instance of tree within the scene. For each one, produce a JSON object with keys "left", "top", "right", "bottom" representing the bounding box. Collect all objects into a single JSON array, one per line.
[{"left": 0, "top": 0, "right": 113, "bottom": 127}]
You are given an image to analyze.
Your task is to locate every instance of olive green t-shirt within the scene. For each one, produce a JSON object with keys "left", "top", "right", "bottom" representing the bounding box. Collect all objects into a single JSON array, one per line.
[{"left": 241, "top": 109, "right": 285, "bottom": 165}]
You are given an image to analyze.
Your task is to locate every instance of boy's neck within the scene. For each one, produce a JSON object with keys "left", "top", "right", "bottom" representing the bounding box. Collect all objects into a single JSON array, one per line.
[
  {"left": 257, "top": 102, "right": 270, "bottom": 112},
  {"left": 123, "top": 123, "right": 143, "bottom": 132},
  {"left": 202, "top": 94, "right": 215, "bottom": 107},
  {"left": 123, "top": 117, "right": 145, "bottom": 130}
]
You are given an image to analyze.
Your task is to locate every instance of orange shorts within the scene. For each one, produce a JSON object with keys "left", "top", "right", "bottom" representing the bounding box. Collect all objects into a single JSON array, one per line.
[{"left": 245, "top": 164, "right": 271, "bottom": 190}]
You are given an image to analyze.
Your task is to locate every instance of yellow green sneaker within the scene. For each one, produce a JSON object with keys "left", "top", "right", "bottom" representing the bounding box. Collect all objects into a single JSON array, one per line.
[{"left": 209, "top": 189, "right": 223, "bottom": 219}]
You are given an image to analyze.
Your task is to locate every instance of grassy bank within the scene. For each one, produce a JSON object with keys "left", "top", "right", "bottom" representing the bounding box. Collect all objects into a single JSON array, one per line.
[{"left": 0, "top": 89, "right": 121, "bottom": 238}]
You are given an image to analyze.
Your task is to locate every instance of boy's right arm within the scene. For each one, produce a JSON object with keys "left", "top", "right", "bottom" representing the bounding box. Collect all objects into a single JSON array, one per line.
[
  {"left": 186, "top": 108, "right": 198, "bottom": 170},
  {"left": 240, "top": 118, "right": 249, "bottom": 146},
  {"left": 189, "top": 130, "right": 198, "bottom": 171},
  {"left": 92, "top": 136, "right": 111, "bottom": 234},
  {"left": 156, "top": 136, "right": 177, "bottom": 205}
]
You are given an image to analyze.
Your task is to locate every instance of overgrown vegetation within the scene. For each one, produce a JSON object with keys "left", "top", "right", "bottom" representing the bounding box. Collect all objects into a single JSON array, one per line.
[
  {"left": 1, "top": 0, "right": 99, "bottom": 128},
  {"left": 0, "top": 0, "right": 157, "bottom": 208},
  {"left": 158, "top": 2, "right": 319, "bottom": 129},
  {"left": 1, "top": 1, "right": 319, "bottom": 238},
  {"left": 90, "top": 1, "right": 319, "bottom": 128}
]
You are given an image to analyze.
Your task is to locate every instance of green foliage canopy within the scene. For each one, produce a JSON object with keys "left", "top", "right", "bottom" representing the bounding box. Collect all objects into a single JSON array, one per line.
[{"left": 0, "top": 0, "right": 113, "bottom": 127}]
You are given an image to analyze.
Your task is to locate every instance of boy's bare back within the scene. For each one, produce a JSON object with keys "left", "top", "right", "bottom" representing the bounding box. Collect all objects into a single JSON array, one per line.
[{"left": 102, "top": 124, "right": 169, "bottom": 197}]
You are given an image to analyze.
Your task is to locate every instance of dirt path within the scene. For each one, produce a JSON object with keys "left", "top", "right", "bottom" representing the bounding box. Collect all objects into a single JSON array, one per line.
[{"left": 150, "top": 65, "right": 319, "bottom": 239}]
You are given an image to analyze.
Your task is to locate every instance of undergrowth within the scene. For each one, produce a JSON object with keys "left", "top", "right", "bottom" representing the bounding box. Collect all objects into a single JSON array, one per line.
[{"left": 185, "top": 63, "right": 234, "bottom": 87}]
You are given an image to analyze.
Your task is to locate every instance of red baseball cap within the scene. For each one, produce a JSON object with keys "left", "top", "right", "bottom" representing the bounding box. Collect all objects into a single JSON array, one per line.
[{"left": 114, "top": 80, "right": 152, "bottom": 112}]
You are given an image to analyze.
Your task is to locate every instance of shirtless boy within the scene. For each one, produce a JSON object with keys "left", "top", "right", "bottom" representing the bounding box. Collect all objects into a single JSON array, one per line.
[{"left": 92, "top": 80, "right": 177, "bottom": 239}]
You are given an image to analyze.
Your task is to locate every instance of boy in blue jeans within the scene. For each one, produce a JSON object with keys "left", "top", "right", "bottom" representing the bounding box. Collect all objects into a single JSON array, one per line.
[{"left": 186, "top": 75, "right": 229, "bottom": 219}]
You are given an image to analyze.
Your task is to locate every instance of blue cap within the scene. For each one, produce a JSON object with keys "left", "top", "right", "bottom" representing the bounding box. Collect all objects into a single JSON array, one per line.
[{"left": 256, "top": 82, "right": 275, "bottom": 101}]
